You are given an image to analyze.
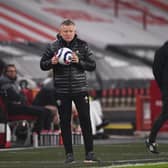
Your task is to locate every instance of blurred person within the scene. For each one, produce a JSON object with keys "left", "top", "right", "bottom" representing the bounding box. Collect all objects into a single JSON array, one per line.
[
  {"left": 32, "top": 86, "right": 60, "bottom": 128},
  {"left": 89, "top": 97, "right": 109, "bottom": 139},
  {"left": 71, "top": 101, "right": 81, "bottom": 132},
  {"left": 0, "top": 64, "right": 53, "bottom": 134},
  {"left": 0, "top": 107, "right": 7, "bottom": 124},
  {"left": 72, "top": 97, "right": 109, "bottom": 138},
  {"left": 41, "top": 70, "right": 53, "bottom": 87},
  {"left": 0, "top": 60, "right": 7, "bottom": 122},
  {"left": 0, "top": 59, "right": 6, "bottom": 76},
  {"left": 40, "top": 19, "right": 99, "bottom": 163},
  {"left": 18, "top": 77, "right": 37, "bottom": 89},
  {"left": 146, "top": 41, "right": 168, "bottom": 154}
]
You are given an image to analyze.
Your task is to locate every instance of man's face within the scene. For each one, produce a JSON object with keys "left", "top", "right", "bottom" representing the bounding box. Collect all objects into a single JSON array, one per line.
[
  {"left": 60, "top": 24, "right": 76, "bottom": 42},
  {"left": 6, "top": 66, "right": 17, "bottom": 81}
]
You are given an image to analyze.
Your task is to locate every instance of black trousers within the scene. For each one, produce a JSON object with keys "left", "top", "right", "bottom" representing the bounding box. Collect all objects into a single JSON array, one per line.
[
  {"left": 8, "top": 103, "right": 53, "bottom": 133},
  {"left": 56, "top": 93, "right": 93, "bottom": 155},
  {"left": 149, "top": 92, "right": 168, "bottom": 143}
]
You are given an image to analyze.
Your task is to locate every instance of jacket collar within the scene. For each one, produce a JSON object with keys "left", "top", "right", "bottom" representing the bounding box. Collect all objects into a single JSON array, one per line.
[{"left": 56, "top": 34, "right": 77, "bottom": 47}]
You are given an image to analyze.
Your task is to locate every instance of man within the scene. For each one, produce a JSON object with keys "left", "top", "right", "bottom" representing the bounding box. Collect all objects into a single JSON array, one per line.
[
  {"left": 146, "top": 41, "right": 168, "bottom": 154},
  {"left": 40, "top": 19, "right": 99, "bottom": 163},
  {"left": 0, "top": 64, "right": 53, "bottom": 134}
]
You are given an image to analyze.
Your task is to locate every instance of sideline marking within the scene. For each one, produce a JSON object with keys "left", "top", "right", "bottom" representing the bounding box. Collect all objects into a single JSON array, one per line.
[{"left": 111, "top": 162, "right": 168, "bottom": 168}]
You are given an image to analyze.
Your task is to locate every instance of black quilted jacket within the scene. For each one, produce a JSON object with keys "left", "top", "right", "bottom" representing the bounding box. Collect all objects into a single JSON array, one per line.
[
  {"left": 40, "top": 34, "right": 96, "bottom": 95},
  {"left": 152, "top": 41, "right": 168, "bottom": 91}
]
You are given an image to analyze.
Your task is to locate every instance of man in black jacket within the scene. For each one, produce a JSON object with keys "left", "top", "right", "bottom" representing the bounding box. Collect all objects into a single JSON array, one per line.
[
  {"left": 0, "top": 64, "right": 53, "bottom": 134},
  {"left": 40, "top": 19, "right": 99, "bottom": 163},
  {"left": 146, "top": 41, "right": 168, "bottom": 154}
]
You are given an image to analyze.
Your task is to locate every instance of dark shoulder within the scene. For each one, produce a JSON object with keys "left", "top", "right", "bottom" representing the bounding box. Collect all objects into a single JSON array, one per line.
[
  {"left": 50, "top": 40, "right": 59, "bottom": 47},
  {"left": 51, "top": 40, "right": 58, "bottom": 46},
  {"left": 76, "top": 38, "right": 88, "bottom": 49},
  {"left": 163, "top": 41, "right": 168, "bottom": 46},
  {"left": 159, "top": 41, "right": 168, "bottom": 50},
  {"left": 158, "top": 41, "right": 168, "bottom": 54},
  {"left": 154, "top": 41, "right": 168, "bottom": 61},
  {"left": 76, "top": 38, "right": 88, "bottom": 47},
  {"left": 0, "top": 76, "right": 12, "bottom": 91},
  {"left": 0, "top": 76, "right": 10, "bottom": 85},
  {"left": 47, "top": 40, "right": 59, "bottom": 52}
]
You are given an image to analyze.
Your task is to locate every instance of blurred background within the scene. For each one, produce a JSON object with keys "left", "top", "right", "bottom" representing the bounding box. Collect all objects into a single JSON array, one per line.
[{"left": 0, "top": 0, "right": 168, "bottom": 142}]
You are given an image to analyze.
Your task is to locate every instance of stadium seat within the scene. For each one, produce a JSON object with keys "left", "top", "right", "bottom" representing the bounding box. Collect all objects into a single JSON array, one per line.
[
  {"left": 101, "top": 89, "right": 108, "bottom": 107},
  {"left": 107, "top": 88, "right": 114, "bottom": 107},
  {"left": 0, "top": 96, "right": 37, "bottom": 146}
]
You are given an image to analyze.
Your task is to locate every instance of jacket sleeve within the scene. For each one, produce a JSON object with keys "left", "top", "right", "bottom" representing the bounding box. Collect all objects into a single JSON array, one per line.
[
  {"left": 40, "top": 44, "right": 55, "bottom": 71},
  {"left": 0, "top": 82, "right": 26, "bottom": 104},
  {"left": 77, "top": 43, "right": 96, "bottom": 71}
]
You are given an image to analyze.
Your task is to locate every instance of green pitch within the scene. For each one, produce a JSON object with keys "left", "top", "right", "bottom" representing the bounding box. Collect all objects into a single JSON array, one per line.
[{"left": 0, "top": 143, "right": 168, "bottom": 168}]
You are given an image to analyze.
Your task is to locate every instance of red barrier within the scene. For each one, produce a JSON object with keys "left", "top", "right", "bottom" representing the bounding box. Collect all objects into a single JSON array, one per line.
[
  {"left": 136, "top": 80, "right": 168, "bottom": 132},
  {"left": 150, "top": 80, "right": 168, "bottom": 131}
]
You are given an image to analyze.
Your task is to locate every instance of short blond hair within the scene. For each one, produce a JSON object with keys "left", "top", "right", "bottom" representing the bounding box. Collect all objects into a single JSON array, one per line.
[{"left": 60, "top": 19, "right": 75, "bottom": 26}]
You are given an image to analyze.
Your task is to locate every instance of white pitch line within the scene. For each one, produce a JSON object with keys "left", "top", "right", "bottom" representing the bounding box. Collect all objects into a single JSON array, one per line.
[{"left": 111, "top": 162, "right": 168, "bottom": 168}]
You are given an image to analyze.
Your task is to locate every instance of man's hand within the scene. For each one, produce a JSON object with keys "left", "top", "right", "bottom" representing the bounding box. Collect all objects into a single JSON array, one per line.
[
  {"left": 51, "top": 55, "right": 59, "bottom": 65},
  {"left": 71, "top": 52, "right": 79, "bottom": 63}
]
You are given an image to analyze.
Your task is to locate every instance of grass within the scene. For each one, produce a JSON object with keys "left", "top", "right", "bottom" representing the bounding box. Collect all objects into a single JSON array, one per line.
[
  {"left": 112, "top": 163, "right": 168, "bottom": 168},
  {"left": 0, "top": 143, "right": 168, "bottom": 168}
]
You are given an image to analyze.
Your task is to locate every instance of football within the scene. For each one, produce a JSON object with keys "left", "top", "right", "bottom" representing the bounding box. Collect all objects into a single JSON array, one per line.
[{"left": 57, "top": 47, "right": 73, "bottom": 65}]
